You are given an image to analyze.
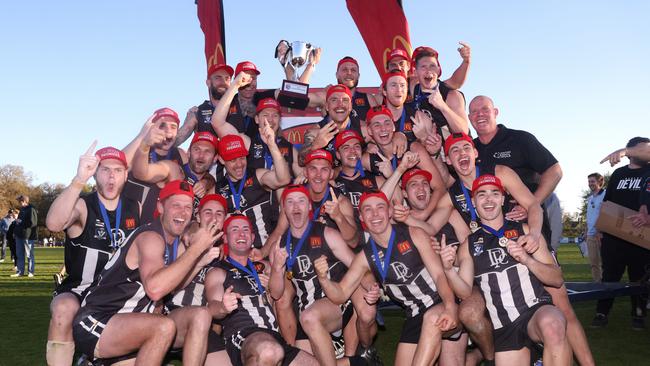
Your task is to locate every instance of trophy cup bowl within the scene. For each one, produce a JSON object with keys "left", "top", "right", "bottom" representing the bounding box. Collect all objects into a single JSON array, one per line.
[
  {"left": 289, "top": 41, "right": 313, "bottom": 68},
  {"left": 277, "top": 41, "right": 314, "bottom": 110}
]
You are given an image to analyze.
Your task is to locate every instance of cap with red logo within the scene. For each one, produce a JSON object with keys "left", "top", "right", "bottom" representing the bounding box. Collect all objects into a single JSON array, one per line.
[
  {"left": 337, "top": 56, "right": 359, "bottom": 70},
  {"left": 198, "top": 194, "right": 228, "bottom": 212},
  {"left": 366, "top": 105, "right": 394, "bottom": 123},
  {"left": 256, "top": 98, "right": 282, "bottom": 115},
  {"left": 159, "top": 180, "right": 194, "bottom": 202},
  {"left": 95, "top": 147, "right": 128, "bottom": 168},
  {"left": 218, "top": 134, "right": 248, "bottom": 161},
  {"left": 412, "top": 46, "right": 442, "bottom": 75},
  {"left": 444, "top": 132, "right": 474, "bottom": 155},
  {"left": 388, "top": 48, "right": 410, "bottom": 63},
  {"left": 326, "top": 84, "right": 352, "bottom": 100},
  {"left": 235, "top": 61, "right": 260, "bottom": 76},
  {"left": 304, "top": 149, "right": 333, "bottom": 166},
  {"left": 207, "top": 63, "right": 234, "bottom": 78},
  {"left": 358, "top": 190, "right": 389, "bottom": 210},
  {"left": 471, "top": 174, "right": 505, "bottom": 197},
  {"left": 281, "top": 184, "right": 310, "bottom": 204},
  {"left": 334, "top": 130, "right": 363, "bottom": 150},
  {"left": 381, "top": 71, "right": 408, "bottom": 87},
  {"left": 223, "top": 214, "right": 253, "bottom": 233},
  {"left": 401, "top": 168, "right": 432, "bottom": 189},
  {"left": 190, "top": 132, "right": 219, "bottom": 151},
  {"left": 152, "top": 107, "right": 180, "bottom": 125}
]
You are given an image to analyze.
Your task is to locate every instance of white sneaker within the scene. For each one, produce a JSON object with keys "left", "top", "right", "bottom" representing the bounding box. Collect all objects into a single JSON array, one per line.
[
  {"left": 28, "top": 273, "right": 34, "bottom": 277},
  {"left": 10, "top": 273, "right": 22, "bottom": 277},
  {"left": 0, "top": 259, "right": 5, "bottom": 263}
]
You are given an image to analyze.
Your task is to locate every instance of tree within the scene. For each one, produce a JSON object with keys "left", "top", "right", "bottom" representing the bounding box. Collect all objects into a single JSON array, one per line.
[{"left": 0, "top": 164, "right": 33, "bottom": 216}]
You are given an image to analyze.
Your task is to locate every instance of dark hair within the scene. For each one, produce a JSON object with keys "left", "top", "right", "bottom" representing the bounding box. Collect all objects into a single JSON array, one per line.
[
  {"left": 414, "top": 50, "right": 438, "bottom": 67},
  {"left": 626, "top": 136, "right": 650, "bottom": 148},
  {"left": 587, "top": 173, "right": 604, "bottom": 185}
]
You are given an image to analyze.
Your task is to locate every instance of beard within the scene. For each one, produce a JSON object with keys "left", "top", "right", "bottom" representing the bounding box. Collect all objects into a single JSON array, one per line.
[
  {"left": 210, "top": 86, "right": 225, "bottom": 101},
  {"left": 337, "top": 78, "right": 359, "bottom": 89},
  {"left": 239, "top": 98, "right": 256, "bottom": 118}
]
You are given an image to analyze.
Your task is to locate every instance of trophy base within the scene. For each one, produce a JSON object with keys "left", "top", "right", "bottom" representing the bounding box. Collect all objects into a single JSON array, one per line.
[{"left": 278, "top": 80, "right": 310, "bottom": 110}]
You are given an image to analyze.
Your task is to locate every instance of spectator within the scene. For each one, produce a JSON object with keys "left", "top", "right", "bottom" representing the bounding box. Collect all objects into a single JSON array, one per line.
[
  {"left": 0, "top": 209, "right": 15, "bottom": 262},
  {"left": 593, "top": 137, "right": 650, "bottom": 330},
  {"left": 585, "top": 173, "right": 606, "bottom": 282},
  {"left": 11, "top": 195, "right": 38, "bottom": 277},
  {"left": 7, "top": 214, "right": 17, "bottom": 270}
]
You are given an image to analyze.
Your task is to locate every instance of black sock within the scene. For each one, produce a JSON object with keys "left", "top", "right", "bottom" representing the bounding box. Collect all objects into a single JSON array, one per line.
[{"left": 349, "top": 355, "right": 366, "bottom": 366}]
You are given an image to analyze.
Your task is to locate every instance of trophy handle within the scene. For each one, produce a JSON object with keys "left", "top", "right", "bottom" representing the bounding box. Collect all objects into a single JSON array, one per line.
[{"left": 275, "top": 40, "right": 291, "bottom": 67}]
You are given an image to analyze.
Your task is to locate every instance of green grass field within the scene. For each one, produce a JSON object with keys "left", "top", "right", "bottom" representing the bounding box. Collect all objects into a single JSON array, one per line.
[{"left": 0, "top": 245, "right": 648, "bottom": 365}]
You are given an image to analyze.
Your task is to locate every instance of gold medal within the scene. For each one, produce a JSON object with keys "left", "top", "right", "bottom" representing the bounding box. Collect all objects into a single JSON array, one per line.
[
  {"left": 469, "top": 221, "right": 478, "bottom": 232},
  {"left": 286, "top": 271, "right": 293, "bottom": 280},
  {"left": 498, "top": 237, "right": 508, "bottom": 247}
]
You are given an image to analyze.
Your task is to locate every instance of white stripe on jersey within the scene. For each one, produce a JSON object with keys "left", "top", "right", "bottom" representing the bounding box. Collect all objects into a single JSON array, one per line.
[
  {"left": 118, "top": 280, "right": 147, "bottom": 314},
  {"left": 242, "top": 296, "right": 267, "bottom": 329},
  {"left": 191, "top": 283, "right": 205, "bottom": 306},
  {"left": 494, "top": 266, "right": 520, "bottom": 323},
  {"left": 479, "top": 274, "right": 502, "bottom": 329},
  {"left": 516, "top": 264, "right": 538, "bottom": 308},
  {"left": 71, "top": 248, "right": 100, "bottom": 296},
  {"left": 247, "top": 203, "right": 269, "bottom": 242}
]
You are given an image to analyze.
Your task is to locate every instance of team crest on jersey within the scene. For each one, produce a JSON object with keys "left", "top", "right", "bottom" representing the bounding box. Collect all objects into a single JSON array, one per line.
[
  {"left": 504, "top": 230, "right": 519, "bottom": 240},
  {"left": 246, "top": 276, "right": 260, "bottom": 292},
  {"left": 390, "top": 261, "right": 413, "bottom": 282},
  {"left": 296, "top": 255, "right": 314, "bottom": 277},
  {"left": 309, "top": 236, "right": 322, "bottom": 248},
  {"left": 230, "top": 268, "right": 242, "bottom": 279},
  {"left": 487, "top": 248, "right": 509, "bottom": 269},
  {"left": 125, "top": 218, "right": 136, "bottom": 230},
  {"left": 253, "top": 144, "right": 263, "bottom": 158},
  {"left": 355, "top": 98, "right": 365, "bottom": 106},
  {"left": 254, "top": 261, "right": 265, "bottom": 273},
  {"left": 397, "top": 240, "right": 412, "bottom": 254},
  {"left": 93, "top": 219, "right": 126, "bottom": 246},
  {"left": 361, "top": 178, "right": 374, "bottom": 188},
  {"left": 454, "top": 194, "right": 469, "bottom": 212},
  {"left": 473, "top": 237, "right": 485, "bottom": 256},
  {"left": 349, "top": 192, "right": 361, "bottom": 208}
]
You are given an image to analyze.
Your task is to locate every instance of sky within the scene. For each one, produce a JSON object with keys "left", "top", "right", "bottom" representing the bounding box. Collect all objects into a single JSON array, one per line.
[{"left": 1, "top": 1, "right": 648, "bottom": 214}]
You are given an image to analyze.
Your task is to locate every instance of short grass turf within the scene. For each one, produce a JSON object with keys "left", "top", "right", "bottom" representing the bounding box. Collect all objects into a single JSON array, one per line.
[{"left": 0, "top": 245, "right": 648, "bottom": 365}]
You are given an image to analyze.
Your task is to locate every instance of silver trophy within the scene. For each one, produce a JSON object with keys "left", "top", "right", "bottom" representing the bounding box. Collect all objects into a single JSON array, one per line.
[{"left": 276, "top": 40, "right": 314, "bottom": 109}]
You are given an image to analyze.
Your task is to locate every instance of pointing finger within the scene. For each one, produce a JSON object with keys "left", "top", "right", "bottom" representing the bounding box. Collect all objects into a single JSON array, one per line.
[
  {"left": 458, "top": 41, "right": 470, "bottom": 48},
  {"left": 377, "top": 152, "right": 389, "bottom": 162},
  {"left": 85, "top": 140, "right": 98, "bottom": 156},
  {"left": 329, "top": 187, "right": 338, "bottom": 203}
]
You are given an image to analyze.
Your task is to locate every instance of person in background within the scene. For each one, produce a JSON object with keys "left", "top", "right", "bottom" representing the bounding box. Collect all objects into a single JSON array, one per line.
[
  {"left": 585, "top": 173, "right": 606, "bottom": 282},
  {"left": 0, "top": 209, "right": 16, "bottom": 263},
  {"left": 12, "top": 195, "right": 38, "bottom": 278}
]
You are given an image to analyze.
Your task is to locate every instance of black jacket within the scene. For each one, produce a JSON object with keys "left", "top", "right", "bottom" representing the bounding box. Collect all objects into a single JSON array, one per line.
[{"left": 15, "top": 204, "right": 38, "bottom": 240}]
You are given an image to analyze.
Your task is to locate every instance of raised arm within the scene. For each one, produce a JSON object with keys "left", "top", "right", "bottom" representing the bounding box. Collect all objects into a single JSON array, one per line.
[
  {"left": 498, "top": 165, "right": 544, "bottom": 240},
  {"left": 205, "top": 268, "right": 241, "bottom": 320},
  {"left": 410, "top": 227, "right": 457, "bottom": 309},
  {"left": 175, "top": 106, "right": 199, "bottom": 146},
  {"left": 298, "top": 47, "right": 321, "bottom": 84},
  {"left": 428, "top": 89, "right": 469, "bottom": 134},
  {"left": 442, "top": 42, "right": 471, "bottom": 90},
  {"left": 256, "top": 120, "right": 291, "bottom": 189},
  {"left": 314, "top": 251, "right": 371, "bottom": 305},
  {"left": 123, "top": 116, "right": 155, "bottom": 165},
  {"left": 439, "top": 235, "right": 474, "bottom": 299},
  {"left": 324, "top": 226, "right": 356, "bottom": 268},
  {"left": 323, "top": 189, "right": 359, "bottom": 247},
  {"left": 131, "top": 127, "right": 174, "bottom": 184},
  {"left": 379, "top": 151, "right": 419, "bottom": 199},
  {"left": 534, "top": 163, "right": 562, "bottom": 203},
  {"left": 210, "top": 72, "right": 252, "bottom": 145}
]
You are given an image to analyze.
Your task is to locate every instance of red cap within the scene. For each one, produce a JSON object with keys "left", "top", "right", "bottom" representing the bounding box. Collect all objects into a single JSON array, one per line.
[
  {"left": 190, "top": 132, "right": 219, "bottom": 151},
  {"left": 207, "top": 63, "right": 234, "bottom": 78},
  {"left": 326, "top": 84, "right": 352, "bottom": 100},
  {"left": 256, "top": 98, "right": 282, "bottom": 114},
  {"left": 412, "top": 46, "right": 442, "bottom": 76},
  {"left": 358, "top": 190, "right": 389, "bottom": 210},
  {"left": 401, "top": 168, "right": 432, "bottom": 189},
  {"left": 198, "top": 194, "right": 228, "bottom": 212},
  {"left": 304, "top": 149, "right": 333, "bottom": 166},
  {"left": 444, "top": 132, "right": 474, "bottom": 155},
  {"left": 281, "top": 184, "right": 310, "bottom": 204},
  {"left": 218, "top": 134, "right": 248, "bottom": 161},
  {"left": 95, "top": 147, "right": 128, "bottom": 168},
  {"left": 152, "top": 107, "right": 180, "bottom": 125},
  {"left": 366, "top": 105, "right": 394, "bottom": 123},
  {"left": 388, "top": 48, "right": 410, "bottom": 63},
  {"left": 159, "top": 180, "right": 194, "bottom": 202},
  {"left": 223, "top": 214, "right": 253, "bottom": 233},
  {"left": 381, "top": 70, "right": 408, "bottom": 87},
  {"left": 334, "top": 130, "right": 363, "bottom": 150},
  {"left": 471, "top": 174, "right": 505, "bottom": 197},
  {"left": 235, "top": 61, "right": 260, "bottom": 76},
  {"left": 337, "top": 56, "right": 359, "bottom": 70}
]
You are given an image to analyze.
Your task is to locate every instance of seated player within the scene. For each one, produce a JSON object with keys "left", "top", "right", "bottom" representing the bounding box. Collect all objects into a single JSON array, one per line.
[
  {"left": 204, "top": 214, "right": 317, "bottom": 366},
  {"left": 72, "top": 181, "right": 221, "bottom": 364},
  {"left": 315, "top": 191, "right": 458, "bottom": 366},
  {"left": 440, "top": 175, "right": 571, "bottom": 365},
  {"left": 45, "top": 144, "right": 140, "bottom": 366}
]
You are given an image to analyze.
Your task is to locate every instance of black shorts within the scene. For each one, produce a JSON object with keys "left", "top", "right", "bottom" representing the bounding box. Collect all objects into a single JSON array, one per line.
[
  {"left": 52, "top": 279, "right": 84, "bottom": 302},
  {"left": 72, "top": 310, "right": 113, "bottom": 359},
  {"left": 208, "top": 327, "right": 226, "bottom": 353},
  {"left": 295, "top": 299, "right": 353, "bottom": 341},
  {"left": 225, "top": 328, "right": 300, "bottom": 366},
  {"left": 493, "top": 303, "right": 547, "bottom": 352}
]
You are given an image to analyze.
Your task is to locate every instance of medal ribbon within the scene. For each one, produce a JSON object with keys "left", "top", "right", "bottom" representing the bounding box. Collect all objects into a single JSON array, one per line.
[
  {"left": 164, "top": 238, "right": 179, "bottom": 265},
  {"left": 369, "top": 227, "right": 396, "bottom": 283},
  {"left": 97, "top": 193, "right": 122, "bottom": 250},
  {"left": 311, "top": 187, "right": 330, "bottom": 221},
  {"left": 150, "top": 149, "right": 173, "bottom": 163},
  {"left": 354, "top": 158, "right": 365, "bottom": 177},
  {"left": 227, "top": 257, "right": 265, "bottom": 294},
  {"left": 227, "top": 170, "right": 248, "bottom": 211},
  {"left": 285, "top": 222, "right": 314, "bottom": 275},
  {"left": 480, "top": 224, "right": 505, "bottom": 242},
  {"left": 460, "top": 166, "right": 480, "bottom": 223},
  {"left": 398, "top": 108, "right": 406, "bottom": 132}
]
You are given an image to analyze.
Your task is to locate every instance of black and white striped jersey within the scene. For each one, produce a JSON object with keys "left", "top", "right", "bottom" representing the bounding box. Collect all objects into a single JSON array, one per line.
[
  {"left": 280, "top": 222, "right": 347, "bottom": 312},
  {"left": 166, "top": 265, "right": 211, "bottom": 310},
  {"left": 56, "top": 193, "right": 140, "bottom": 298},
  {"left": 362, "top": 223, "right": 440, "bottom": 318},
  {"left": 215, "top": 260, "right": 278, "bottom": 342},
  {"left": 79, "top": 220, "right": 171, "bottom": 315},
  {"left": 215, "top": 167, "right": 277, "bottom": 248},
  {"left": 468, "top": 220, "right": 552, "bottom": 330}
]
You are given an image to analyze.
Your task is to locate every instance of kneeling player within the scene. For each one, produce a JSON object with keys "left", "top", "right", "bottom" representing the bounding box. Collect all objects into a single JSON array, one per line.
[
  {"left": 204, "top": 215, "right": 317, "bottom": 366},
  {"left": 440, "top": 175, "right": 571, "bottom": 365},
  {"left": 315, "top": 191, "right": 458, "bottom": 366}
]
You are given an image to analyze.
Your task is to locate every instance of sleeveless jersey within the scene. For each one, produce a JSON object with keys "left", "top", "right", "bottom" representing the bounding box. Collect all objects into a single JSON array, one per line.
[
  {"left": 58, "top": 193, "right": 140, "bottom": 297},
  {"left": 334, "top": 171, "right": 378, "bottom": 211},
  {"left": 468, "top": 221, "right": 552, "bottom": 330},
  {"left": 392, "top": 103, "right": 418, "bottom": 143},
  {"left": 351, "top": 90, "right": 371, "bottom": 121},
  {"left": 248, "top": 133, "right": 294, "bottom": 173},
  {"left": 368, "top": 150, "right": 407, "bottom": 178},
  {"left": 409, "top": 81, "right": 464, "bottom": 137},
  {"left": 216, "top": 260, "right": 278, "bottom": 344},
  {"left": 317, "top": 116, "right": 364, "bottom": 164},
  {"left": 216, "top": 168, "right": 277, "bottom": 248},
  {"left": 280, "top": 222, "right": 346, "bottom": 312},
  {"left": 123, "top": 147, "right": 184, "bottom": 224},
  {"left": 167, "top": 265, "right": 211, "bottom": 309},
  {"left": 197, "top": 98, "right": 256, "bottom": 138},
  {"left": 362, "top": 224, "right": 440, "bottom": 318},
  {"left": 310, "top": 185, "right": 346, "bottom": 229},
  {"left": 80, "top": 220, "right": 174, "bottom": 315}
]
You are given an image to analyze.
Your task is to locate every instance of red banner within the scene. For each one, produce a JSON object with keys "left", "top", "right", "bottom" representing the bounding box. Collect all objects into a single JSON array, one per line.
[
  {"left": 346, "top": 0, "right": 412, "bottom": 76},
  {"left": 197, "top": 0, "right": 227, "bottom": 70}
]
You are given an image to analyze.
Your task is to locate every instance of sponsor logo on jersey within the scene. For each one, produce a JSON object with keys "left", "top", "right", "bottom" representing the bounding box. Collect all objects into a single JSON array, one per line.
[
  {"left": 493, "top": 151, "right": 512, "bottom": 159},
  {"left": 280, "top": 146, "right": 290, "bottom": 156},
  {"left": 309, "top": 236, "right": 322, "bottom": 248},
  {"left": 361, "top": 178, "right": 374, "bottom": 188},
  {"left": 125, "top": 218, "right": 136, "bottom": 230},
  {"left": 355, "top": 97, "right": 365, "bottom": 106},
  {"left": 254, "top": 261, "right": 265, "bottom": 273},
  {"left": 403, "top": 122, "right": 413, "bottom": 132},
  {"left": 397, "top": 240, "right": 412, "bottom": 254},
  {"left": 244, "top": 177, "right": 254, "bottom": 188},
  {"left": 504, "top": 229, "right": 519, "bottom": 240},
  {"left": 229, "top": 105, "right": 238, "bottom": 115}
]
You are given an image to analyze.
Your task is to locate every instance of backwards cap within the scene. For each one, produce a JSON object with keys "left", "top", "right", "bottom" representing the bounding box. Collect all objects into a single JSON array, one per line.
[
  {"left": 412, "top": 46, "right": 442, "bottom": 76},
  {"left": 444, "top": 132, "right": 474, "bottom": 155},
  {"left": 159, "top": 180, "right": 194, "bottom": 202},
  {"left": 381, "top": 70, "right": 408, "bottom": 88},
  {"left": 95, "top": 147, "right": 128, "bottom": 168},
  {"left": 358, "top": 190, "right": 389, "bottom": 210},
  {"left": 471, "top": 174, "right": 505, "bottom": 197},
  {"left": 281, "top": 184, "right": 310, "bottom": 204},
  {"left": 223, "top": 214, "right": 253, "bottom": 233},
  {"left": 388, "top": 48, "right": 410, "bottom": 63}
]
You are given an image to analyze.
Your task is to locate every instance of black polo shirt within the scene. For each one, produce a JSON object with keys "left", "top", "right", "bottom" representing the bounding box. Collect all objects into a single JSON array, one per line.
[{"left": 474, "top": 124, "right": 558, "bottom": 193}]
